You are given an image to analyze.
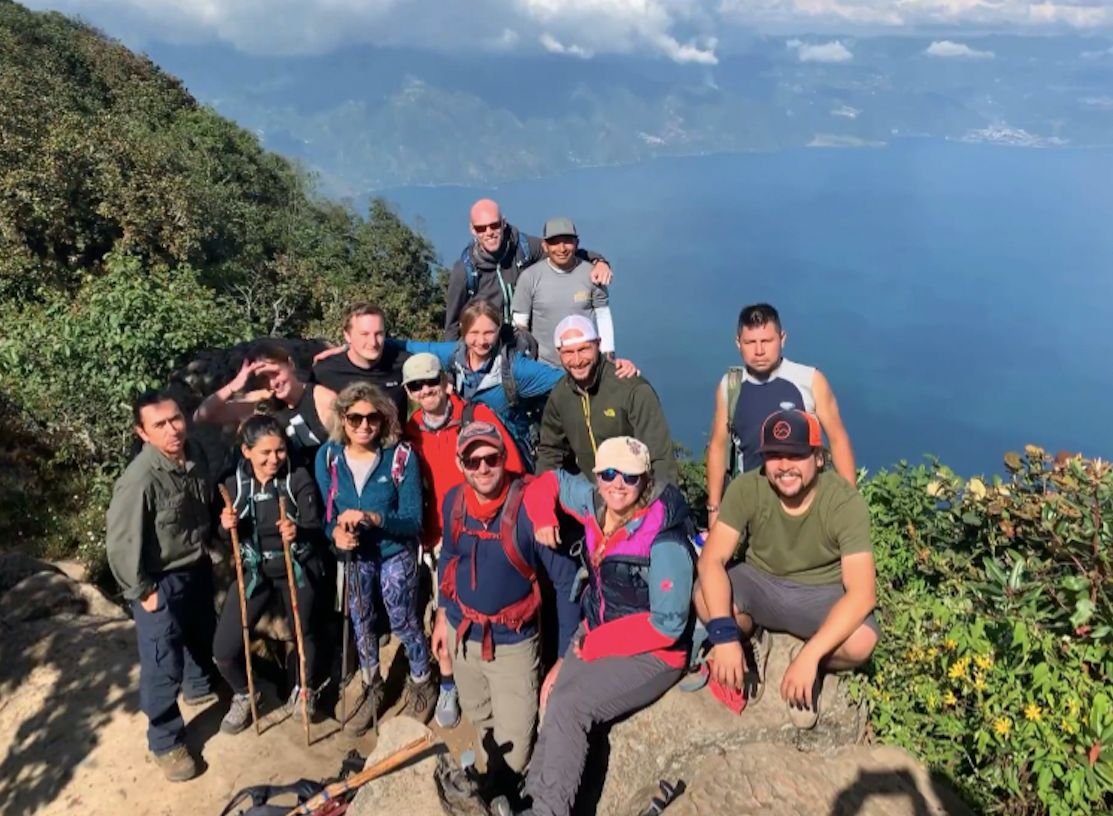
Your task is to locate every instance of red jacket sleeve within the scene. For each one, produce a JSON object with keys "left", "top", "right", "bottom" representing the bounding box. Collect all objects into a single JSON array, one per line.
[
  {"left": 579, "top": 613, "right": 676, "bottom": 661},
  {"left": 523, "top": 470, "right": 561, "bottom": 530}
]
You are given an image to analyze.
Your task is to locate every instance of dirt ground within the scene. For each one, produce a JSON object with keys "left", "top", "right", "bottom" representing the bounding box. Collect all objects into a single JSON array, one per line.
[{"left": 0, "top": 613, "right": 472, "bottom": 816}]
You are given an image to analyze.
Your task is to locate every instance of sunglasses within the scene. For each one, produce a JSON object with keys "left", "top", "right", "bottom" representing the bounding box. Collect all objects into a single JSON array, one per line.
[
  {"left": 344, "top": 411, "right": 382, "bottom": 428},
  {"left": 472, "top": 220, "right": 502, "bottom": 234},
  {"left": 405, "top": 377, "right": 440, "bottom": 393},
  {"left": 461, "top": 452, "right": 503, "bottom": 471},
  {"left": 597, "top": 469, "right": 642, "bottom": 486}
]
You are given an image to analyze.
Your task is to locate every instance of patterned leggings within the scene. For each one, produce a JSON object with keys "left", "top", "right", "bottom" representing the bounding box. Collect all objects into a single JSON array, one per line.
[{"left": 347, "top": 548, "right": 430, "bottom": 679}]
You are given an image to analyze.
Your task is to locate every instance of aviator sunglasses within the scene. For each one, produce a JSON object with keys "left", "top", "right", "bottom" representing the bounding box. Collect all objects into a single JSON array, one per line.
[
  {"left": 472, "top": 220, "right": 502, "bottom": 234},
  {"left": 597, "top": 468, "right": 641, "bottom": 486},
  {"left": 344, "top": 411, "right": 381, "bottom": 428}
]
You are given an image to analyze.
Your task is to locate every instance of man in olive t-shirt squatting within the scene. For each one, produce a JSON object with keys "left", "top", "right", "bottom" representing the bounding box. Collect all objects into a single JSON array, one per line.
[{"left": 695, "top": 408, "right": 879, "bottom": 729}]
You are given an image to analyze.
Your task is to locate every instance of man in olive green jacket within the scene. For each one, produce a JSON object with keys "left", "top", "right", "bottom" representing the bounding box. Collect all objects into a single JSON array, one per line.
[
  {"left": 106, "top": 391, "right": 217, "bottom": 782},
  {"left": 536, "top": 315, "right": 678, "bottom": 486}
]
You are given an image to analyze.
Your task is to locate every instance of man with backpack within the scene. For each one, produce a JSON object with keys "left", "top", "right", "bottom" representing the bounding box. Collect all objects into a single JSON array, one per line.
[
  {"left": 443, "top": 199, "right": 613, "bottom": 340},
  {"left": 704, "top": 303, "right": 856, "bottom": 530},
  {"left": 432, "top": 422, "right": 580, "bottom": 801},
  {"left": 403, "top": 352, "right": 524, "bottom": 728}
]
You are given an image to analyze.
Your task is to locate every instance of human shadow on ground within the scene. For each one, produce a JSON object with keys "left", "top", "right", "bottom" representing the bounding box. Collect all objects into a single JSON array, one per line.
[
  {"left": 829, "top": 768, "right": 972, "bottom": 816},
  {"left": 0, "top": 608, "right": 138, "bottom": 816}
]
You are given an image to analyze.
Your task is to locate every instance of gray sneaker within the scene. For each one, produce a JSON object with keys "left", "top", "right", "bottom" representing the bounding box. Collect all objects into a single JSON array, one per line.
[
  {"left": 786, "top": 643, "right": 822, "bottom": 729},
  {"left": 285, "top": 685, "right": 317, "bottom": 722},
  {"left": 181, "top": 690, "right": 217, "bottom": 707},
  {"left": 434, "top": 685, "right": 461, "bottom": 729},
  {"left": 151, "top": 744, "right": 199, "bottom": 782},
  {"left": 743, "top": 628, "right": 772, "bottom": 704},
  {"left": 221, "top": 692, "right": 258, "bottom": 735}
]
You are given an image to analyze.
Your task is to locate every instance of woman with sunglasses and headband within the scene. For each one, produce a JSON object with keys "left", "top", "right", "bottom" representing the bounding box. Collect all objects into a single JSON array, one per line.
[
  {"left": 316, "top": 382, "right": 435, "bottom": 732},
  {"left": 516, "top": 436, "right": 696, "bottom": 816}
]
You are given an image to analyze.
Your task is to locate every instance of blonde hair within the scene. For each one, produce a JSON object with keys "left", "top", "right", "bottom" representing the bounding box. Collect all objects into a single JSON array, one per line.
[
  {"left": 330, "top": 382, "right": 401, "bottom": 448},
  {"left": 459, "top": 299, "right": 502, "bottom": 335}
]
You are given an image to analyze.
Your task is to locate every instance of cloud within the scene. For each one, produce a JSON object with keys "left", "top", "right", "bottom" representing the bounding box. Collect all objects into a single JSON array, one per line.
[
  {"left": 539, "top": 33, "right": 592, "bottom": 58},
  {"left": 925, "top": 40, "right": 995, "bottom": 58},
  {"left": 791, "top": 39, "right": 854, "bottom": 62},
  {"left": 831, "top": 104, "right": 860, "bottom": 118},
  {"left": 21, "top": 0, "right": 1113, "bottom": 59}
]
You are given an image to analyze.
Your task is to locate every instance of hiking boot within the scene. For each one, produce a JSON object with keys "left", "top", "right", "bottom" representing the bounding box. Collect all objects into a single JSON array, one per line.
[
  {"left": 285, "top": 684, "right": 317, "bottom": 722},
  {"left": 345, "top": 672, "right": 384, "bottom": 735},
  {"left": 742, "top": 627, "right": 772, "bottom": 704},
  {"left": 221, "top": 691, "right": 258, "bottom": 735},
  {"left": 435, "top": 684, "right": 461, "bottom": 729},
  {"left": 181, "top": 690, "right": 218, "bottom": 707},
  {"left": 786, "top": 643, "right": 822, "bottom": 730},
  {"left": 152, "top": 744, "right": 199, "bottom": 782},
  {"left": 401, "top": 673, "right": 437, "bottom": 724}
]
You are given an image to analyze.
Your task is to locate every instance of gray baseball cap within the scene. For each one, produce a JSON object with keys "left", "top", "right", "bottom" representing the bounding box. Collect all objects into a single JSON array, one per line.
[{"left": 542, "top": 217, "right": 578, "bottom": 240}]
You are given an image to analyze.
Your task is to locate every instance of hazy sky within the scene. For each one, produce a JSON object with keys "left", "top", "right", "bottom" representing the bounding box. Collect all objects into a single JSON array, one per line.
[{"left": 25, "top": 0, "right": 1113, "bottom": 63}]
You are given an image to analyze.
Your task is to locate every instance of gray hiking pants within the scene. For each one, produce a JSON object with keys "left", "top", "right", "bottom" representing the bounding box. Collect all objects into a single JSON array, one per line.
[{"left": 524, "top": 640, "right": 682, "bottom": 816}]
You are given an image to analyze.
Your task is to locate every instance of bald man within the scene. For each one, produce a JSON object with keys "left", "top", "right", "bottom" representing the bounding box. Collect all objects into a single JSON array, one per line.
[{"left": 443, "top": 199, "right": 614, "bottom": 340}]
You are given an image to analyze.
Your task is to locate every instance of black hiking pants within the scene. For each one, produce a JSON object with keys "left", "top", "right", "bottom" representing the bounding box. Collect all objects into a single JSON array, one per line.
[{"left": 213, "top": 572, "right": 317, "bottom": 694}]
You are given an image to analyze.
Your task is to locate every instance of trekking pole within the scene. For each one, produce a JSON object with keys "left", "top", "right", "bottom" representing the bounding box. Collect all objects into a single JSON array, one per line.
[
  {"left": 283, "top": 735, "right": 433, "bottom": 816},
  {"left": 218, "top": 484, "right": 261, "bottom": 735},
  {"left": 279, "top": 496, "right": 311, "bottom": 747},
  {"left": 339, "top": 552, "right": 351, "bottom": 726}
]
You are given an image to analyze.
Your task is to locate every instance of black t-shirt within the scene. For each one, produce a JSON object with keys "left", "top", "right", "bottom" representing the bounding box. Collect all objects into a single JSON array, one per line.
[{"left": 311, "top": 347, "right": 410, "bottom": 422}]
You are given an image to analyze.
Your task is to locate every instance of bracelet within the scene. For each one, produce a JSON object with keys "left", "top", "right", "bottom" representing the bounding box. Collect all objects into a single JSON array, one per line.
[
  {"left": 706, "top": 616, "right": 741, "bottom": 645},
  {"left": 706, "top": 504, "right": 720, "bottom": 513}
]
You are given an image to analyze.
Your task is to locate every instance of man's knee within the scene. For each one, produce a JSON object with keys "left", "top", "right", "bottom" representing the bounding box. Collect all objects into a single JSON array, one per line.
[{"left": 834, "top": 623, "right": 878, "bottom": 666}]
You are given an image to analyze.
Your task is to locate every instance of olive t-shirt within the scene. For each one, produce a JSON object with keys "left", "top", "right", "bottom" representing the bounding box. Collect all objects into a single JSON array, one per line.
[{"left": 719, "top": 470, "right": 871, "bottom": 586}]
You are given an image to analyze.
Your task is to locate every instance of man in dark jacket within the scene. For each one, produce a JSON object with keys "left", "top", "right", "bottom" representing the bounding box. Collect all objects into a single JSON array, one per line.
[
  {"left": 106, "top": 391, "right": 217, "bottom": 782},
  {"left": 432, "top": 422, "right": 579, "bottom": 798},
  {"left": 536, "top": 315, "right": 678, "bottom": 486},
  {"left": 443, "top": 199, "right": 613, "bottom": 340}
]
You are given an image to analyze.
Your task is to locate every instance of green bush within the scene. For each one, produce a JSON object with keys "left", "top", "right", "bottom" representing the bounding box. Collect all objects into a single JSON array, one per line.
[{"left": 856, "top": 448, "right": 1113, "bottom": 815}]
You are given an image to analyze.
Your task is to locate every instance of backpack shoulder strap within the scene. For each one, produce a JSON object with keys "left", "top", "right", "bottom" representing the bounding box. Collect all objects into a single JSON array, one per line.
[
  {"left": 325, "top": 447, "right": 339, "bottom": 523},
  {"left": 515, "top": 231, "right": 531, "bottom": 269},
  {"left": 500, "top": 346, "right": 519, "bottom": 409},
  {"left": 449, "top": 487, "right": 467, "bottom": 546},
  {"left": 461, "top": 245, "right": 478, "bottom": 299},
  {"left": 461, "top": 401, "right": 477, "bottom": 428},
  {"left": 725, "top": 367, "right": 746, "bottom": 429},
  {"left": 499, "top": 479, "right": 534, "bottom": 582},
  {"left": 391, "top": 443, "right": 412, "bottom": 487}
]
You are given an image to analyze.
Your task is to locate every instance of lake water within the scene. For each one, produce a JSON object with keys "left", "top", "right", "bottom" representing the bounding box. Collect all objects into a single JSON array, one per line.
[{"left": 380, "top": 141, "right": 1113, "bottom": 477}]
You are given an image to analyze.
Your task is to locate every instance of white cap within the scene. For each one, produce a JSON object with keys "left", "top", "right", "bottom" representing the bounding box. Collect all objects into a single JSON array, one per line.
[{"left": 553, "top": 314, "right": 600, "bottom": 350}]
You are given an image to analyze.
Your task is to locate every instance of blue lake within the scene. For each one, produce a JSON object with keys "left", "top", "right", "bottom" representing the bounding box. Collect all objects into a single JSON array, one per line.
[{"left": 380, "top": 141, "right": 1113, "bottom": 477}]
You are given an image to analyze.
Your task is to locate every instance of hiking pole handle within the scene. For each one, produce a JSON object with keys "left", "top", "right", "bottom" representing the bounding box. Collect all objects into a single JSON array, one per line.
[
  {"left": 219, "top": 484, "right": 261, "bottom": 735},
  {"left": 284, "top": 735, "right": 433, "bottom": 815},
  {"left": 279, "top": 496, "right": 311, "bottom": 747}
]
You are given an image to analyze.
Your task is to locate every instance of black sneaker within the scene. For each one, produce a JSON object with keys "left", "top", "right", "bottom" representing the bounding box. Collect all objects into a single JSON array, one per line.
[{"left": 345, "top": 673, "right": 384, "bottom": 735}]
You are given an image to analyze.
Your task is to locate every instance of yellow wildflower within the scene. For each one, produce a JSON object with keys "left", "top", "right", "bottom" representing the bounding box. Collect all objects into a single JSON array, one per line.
[
  {"left": 926, "top": 693, "right": 938, "bottom": 710},
  {"left": 967, "top": 478, "right": 987, "bottom": 499},
  {"left": 948, "top": 657, "right": 970, "bottom": 680},
  {"left": 926, "top": 647, "right": 939, "bottom": 659},
  {"left": 926, "top": 480, "right": 943, "bottom": 497},
  {"left": 973, "top": 672, "right": 987, "bottom": 691},
  {"left": 1068, "top": 699, "right": 1080, "bottom": 718},
  {"left": 1024, "top": 704, "right": 1042, "bottom": 722},
  {"left": 975, "top": 654, "right": 994, "bottom": 671},
  {"left": 943, "top": 638, "right": 958, "bottom": 652},
  {"left": 1061, "top": 719, "right": 1077, "bottom": 735},
  {"left": 993, "top": 717, "right": 1012, "bottom": 737},
  {"left": 907, "top": 647, "right": 924, "bottom": 663},
  {"left": 943, "top": 691, "right": 957, "bottom": 707}
]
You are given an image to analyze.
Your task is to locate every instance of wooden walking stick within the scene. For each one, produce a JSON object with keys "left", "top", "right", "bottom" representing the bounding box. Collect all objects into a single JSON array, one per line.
[
  {"left": 218, "top": 484, "right": 261, "bottom": 735},
  {"left": 283, "top": 735, "right": 433, "bottom": 815},
  {"left": 278, "top": 496, "right": 311, "bottom": 747}
]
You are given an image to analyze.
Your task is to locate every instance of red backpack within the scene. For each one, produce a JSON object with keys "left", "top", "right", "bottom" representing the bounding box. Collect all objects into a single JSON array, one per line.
[{"left": 439, "top": 477, "right": 540, "bottom": 661}]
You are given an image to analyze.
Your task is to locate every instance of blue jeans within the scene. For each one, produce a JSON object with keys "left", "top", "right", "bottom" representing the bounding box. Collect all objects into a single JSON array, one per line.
[{"left": 131, "top": 561, "right": 216, "bottom": 754}]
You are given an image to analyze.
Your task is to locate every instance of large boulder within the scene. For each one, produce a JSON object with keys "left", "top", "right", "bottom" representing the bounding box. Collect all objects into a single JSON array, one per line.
[
  {"left": 347, "top": 716, "right": 444, "bottom": 816},
  {"left": 0, "top": 570, "right": 126, "bottom": 624}
]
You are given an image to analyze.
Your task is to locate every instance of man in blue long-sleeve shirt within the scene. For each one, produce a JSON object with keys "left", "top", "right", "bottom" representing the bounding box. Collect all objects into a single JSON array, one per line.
[{"left": 433, "top": 421, "right": 580, "bottom": 799}]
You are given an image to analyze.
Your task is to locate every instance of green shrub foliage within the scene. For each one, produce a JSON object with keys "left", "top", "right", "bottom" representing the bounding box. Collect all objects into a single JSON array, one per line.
[{"left": 855, "top": 448, "right": 1113, "bottom": 815}]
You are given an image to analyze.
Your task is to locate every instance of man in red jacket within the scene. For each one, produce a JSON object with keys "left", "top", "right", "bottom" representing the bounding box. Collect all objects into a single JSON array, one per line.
[{"left": 403, "top": 352, "right": 523, "bottom": 728}]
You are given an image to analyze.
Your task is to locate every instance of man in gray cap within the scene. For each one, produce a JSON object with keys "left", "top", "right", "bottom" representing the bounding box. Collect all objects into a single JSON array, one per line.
[{"left": 512, "top": 217, "right": 615, "bottom": 367}]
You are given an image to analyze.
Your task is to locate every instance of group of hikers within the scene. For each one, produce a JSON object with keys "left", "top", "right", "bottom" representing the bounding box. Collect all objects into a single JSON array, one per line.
[{"left": 105, "top": 199, "right": 879, "bottom": 816}]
